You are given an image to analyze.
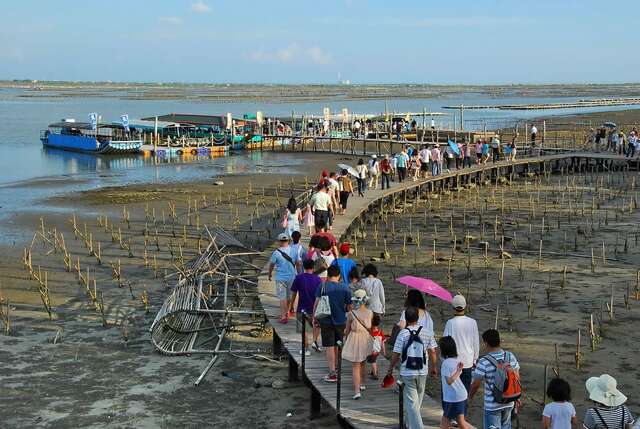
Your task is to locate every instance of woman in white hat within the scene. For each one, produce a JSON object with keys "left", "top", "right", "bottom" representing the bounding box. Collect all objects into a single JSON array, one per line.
[
  {"left": 342, "top": 289, "right": 373, "bottom": 400},
  {"left": 583, "top": 374, "right": 635, "bottom": 429}
]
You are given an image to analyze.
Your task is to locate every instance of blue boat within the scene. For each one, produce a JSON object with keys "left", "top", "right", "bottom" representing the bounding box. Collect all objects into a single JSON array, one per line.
[{"left": 41, "top": 120, "right": 142, "bottom": 154}]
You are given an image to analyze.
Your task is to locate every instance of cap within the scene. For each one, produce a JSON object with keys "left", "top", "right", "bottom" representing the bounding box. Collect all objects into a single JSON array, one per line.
[
  {"left": 277, "top": 233, "right": 290, "bottom": 242},
  {"left": 451, "top": 295, "right": 467, "bottom": 310},
  {"left": 371, "top": 154, "right": 377, "bottom": 159},
  {"left": 339, "top": 242, "right": 350, "bottom": 255},
  {"left": 352, "top": 289, "right": 367, "bottom": 301}
]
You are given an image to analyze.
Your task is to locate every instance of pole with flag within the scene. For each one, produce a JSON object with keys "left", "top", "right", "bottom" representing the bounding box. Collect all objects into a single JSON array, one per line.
[
  {"left": 89, "top": 113, "right": 98, "bottom": 135},
  {"left": 120, "top": 114, "right": 130, "bottom": 134}
]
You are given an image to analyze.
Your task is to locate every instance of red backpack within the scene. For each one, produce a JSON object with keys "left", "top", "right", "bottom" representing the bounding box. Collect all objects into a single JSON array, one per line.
[{"left": 483, "top": 352, "right": 521, "bottom": 403}]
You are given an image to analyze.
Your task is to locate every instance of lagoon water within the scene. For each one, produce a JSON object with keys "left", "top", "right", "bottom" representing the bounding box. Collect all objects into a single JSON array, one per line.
[{"left": 0, "top": 87, "right": 632, "bottom": 217}]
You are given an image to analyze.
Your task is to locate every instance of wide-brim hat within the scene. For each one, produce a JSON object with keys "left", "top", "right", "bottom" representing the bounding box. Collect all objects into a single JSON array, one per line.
[{"left": 586, "top": 374, "right": 627, "bottom": 407}]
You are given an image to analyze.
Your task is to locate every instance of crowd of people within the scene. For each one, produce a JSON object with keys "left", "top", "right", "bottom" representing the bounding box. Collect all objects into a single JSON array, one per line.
[
  {"left": 266, "top": 168, "right": 637, "bottom": 429},
  {"left": 588, "top": 126, "right": 640, "bottom": 158}
]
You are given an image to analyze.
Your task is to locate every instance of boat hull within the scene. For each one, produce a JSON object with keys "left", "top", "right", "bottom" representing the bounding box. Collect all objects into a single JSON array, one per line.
[{"left": 42, "top": 134, "right": 141, "bottom": 154}]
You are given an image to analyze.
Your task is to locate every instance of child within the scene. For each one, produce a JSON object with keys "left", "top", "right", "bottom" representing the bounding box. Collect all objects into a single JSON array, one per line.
[
  {"left": 289, "top": 231, "right": 306, "bottom": 274},
  {"left": 439, "top": 336, "right": 470, "bottom": 429},
  {"left": 367, "top": 314, "right": 386, "bottom": 380},
  {"left": 543, "top": 378, "right": 577, "bottom": 429},
  {"left": 348, "top": 266, "right": 361, "bottom": 292},
  {"left": 302, "top": 203, "right": 314, "bottom": 235}
]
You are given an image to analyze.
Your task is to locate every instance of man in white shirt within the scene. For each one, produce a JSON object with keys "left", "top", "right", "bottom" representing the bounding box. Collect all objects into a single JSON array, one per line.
[
  {"left": 530, "top": 124, "right": 538, "bottom": 146},
  {"left": 310, "top": 185, "right": 333, "bottom": 232},
  {"left": 387, "top": 307, "right": 437, "bottom": 429},
  {"left": 418, "top": 146, "right": 431, "bottom": 179},
  {"left": 443, "top": 295, "right": 479, "bottom": 395}
]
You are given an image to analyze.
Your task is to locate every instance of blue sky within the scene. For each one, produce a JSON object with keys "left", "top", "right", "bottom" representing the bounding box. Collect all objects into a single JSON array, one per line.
[{"left": 2, "top": 0, "right": 639, "bottom": 84}]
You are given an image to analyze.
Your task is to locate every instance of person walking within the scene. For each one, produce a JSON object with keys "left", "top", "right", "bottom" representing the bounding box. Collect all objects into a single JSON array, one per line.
[
  {"left": 431, "top": 144, "right": 442, "bottom": 176},
  {"left": 387, "top": 306, "right": 438, "bottom": 429},
  {"left": 542, "top": 378, "right": 577, "bottom": 429},
  {"left": 289, "top": 258, "right": 322, "bottom": 355},
  {"left": 439, "top": 336, "right": 471, "bottom": 429},
  {"left": 463, "top": 141, "right": 472, "bottom": 168},
  {"left": 491, "top": 136, "right": 501, "bottom": 163},
  {"left": 338, "top": 169, "right": 353, "bottom": 215},
  {"left": 419, "top": 145, "right": 431, "bottom": 178},
  {"left": 469, "top": 329, "right": 521, "bottom": 429},
  {"left": 268, "top": 233, "right": 301, "bottom": 324},
  {"left": 332, "top": 242, "right": 356, "bottom": 287},
  {"left": 380, "top": 155, "right": 392, "bottom": 189},
  {"left": 368, "top": 155, "right": 380, "bottom": 190},
  {"left": 282, "top": 196, "right": 302, "bottom": 239},
  {"left": 475, "top": 140, "right": 483, "bottom": 165},
  {"left": 396, "top": 148, "right": 409, "bottom": 182},
  {"left": 443, "top": 295, "right": 479, "bottom": 394},
  {"left": 355, "top": 159, "right": 368, "bottom": 197},
  {"left": 360, "top": 263, "right": 385, "bottom": 320},
  {"left": 342, "top": 289, "right": 374, "bottom": 400},
  {"left": 313, "top": 265, "right": 352, "bottom": 382},
  {"left": 310, "top": 184, "right": 333, "bottom": 232},
  {"left": 396, "top": 289, "right": 438, "bottom": 374},
  {"left": 530, "top": 124, "right": 538, "bottom": 146},
  {"left": 583, "top": 374, "right": 635, "bottom": 429}
]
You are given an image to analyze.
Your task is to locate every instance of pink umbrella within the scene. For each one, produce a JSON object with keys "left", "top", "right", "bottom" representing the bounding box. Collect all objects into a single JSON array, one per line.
[{"left": 396, "top": 276, "right": 453, "bottom": 303}]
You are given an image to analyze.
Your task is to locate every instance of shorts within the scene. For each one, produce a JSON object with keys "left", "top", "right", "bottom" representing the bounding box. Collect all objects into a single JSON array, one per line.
[
  {"left": 442, "top": 400, "right": 467, "bottom": 420},
  {"left": 320, "top": 323, "right": 345, "bottom": 347},
  {"left": 275, "top": 279, "right": 293, "bottom": 300},
  {"left": 420, "top": 163, "right": 429, "bottom": 172}
]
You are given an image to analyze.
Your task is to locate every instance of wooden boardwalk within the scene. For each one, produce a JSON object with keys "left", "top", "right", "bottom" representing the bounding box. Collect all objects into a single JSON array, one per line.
[{"left": 256, "top": 151, "right": 631, "bottom": 428}]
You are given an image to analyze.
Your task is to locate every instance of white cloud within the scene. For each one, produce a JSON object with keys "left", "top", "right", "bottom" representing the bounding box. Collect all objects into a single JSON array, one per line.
[
  {"left": 158, "top": 16, "right": 183, "bottom": 25},
  {"left": 247, "top": 44, "right": 333, "bottom": 65},
  {"left": 191, "top": 1, "right": 212, "bottom": 14}
]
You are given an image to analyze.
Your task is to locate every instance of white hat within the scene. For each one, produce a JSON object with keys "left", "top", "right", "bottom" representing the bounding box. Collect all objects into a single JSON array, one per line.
[
  {"left": 371, "top": 154, "right": 377, "bottom": 159},
  {"left": 352, "top": 289, "right": 368, "bottom": 302},
  {"left": 277, "top": 233, "right": 290, "bottom": 241},
  {"left": 586, "top": 374, "right": 627, "bottom": 407},
  {"left": 451, "top": 295, "right": 467, "bottom": 310}
]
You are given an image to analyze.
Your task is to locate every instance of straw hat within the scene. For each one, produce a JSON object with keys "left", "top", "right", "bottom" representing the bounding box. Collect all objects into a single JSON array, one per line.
[{"left": 586, "top": 374, "right": 627, "bottom": 407}]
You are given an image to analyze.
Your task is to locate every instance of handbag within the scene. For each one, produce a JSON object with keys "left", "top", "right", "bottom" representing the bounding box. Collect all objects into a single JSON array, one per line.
[{"left": 315, "top": 283, "right": 332, "bottom": 320}]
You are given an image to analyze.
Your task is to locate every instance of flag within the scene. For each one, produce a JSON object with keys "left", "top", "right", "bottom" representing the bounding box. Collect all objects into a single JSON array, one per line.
[
  {"left": 89, "top": 113, "right": 98, "bottom": 131},
  {"left": 120, "top": 114, "right": 129, "bottom": 132}
]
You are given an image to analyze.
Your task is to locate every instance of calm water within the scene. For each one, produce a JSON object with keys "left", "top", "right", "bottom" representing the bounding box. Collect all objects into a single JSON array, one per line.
[{"left": 0, "top": 87, "right": 632, "bottom": 217}]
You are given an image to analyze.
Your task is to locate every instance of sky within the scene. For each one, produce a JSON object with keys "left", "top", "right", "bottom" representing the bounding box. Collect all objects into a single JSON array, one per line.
[{"left": 2, "top": 0, "right": 640, "bottom": 84}]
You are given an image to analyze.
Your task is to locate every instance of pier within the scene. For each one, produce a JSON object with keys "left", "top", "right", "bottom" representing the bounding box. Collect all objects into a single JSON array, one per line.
[{"left": 256, "top": 148, "right": 632, "bottom": 428}]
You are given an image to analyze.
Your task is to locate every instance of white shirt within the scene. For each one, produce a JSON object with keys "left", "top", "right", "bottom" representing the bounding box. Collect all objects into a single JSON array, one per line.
[
  {"left": 369, "top": 159, "right": 378, "bottom": 175},
  {"left": 327, "top": 178, "right": 339, "bottom": 194},
  {"left": 312, "top": 251, "right": 334, "bottom": 279},
  {"left": 542, "top": 402, "right": 576, "bottom": 429},
  {"left": 443, "top": 315, "right": 479, "bottom": 368},
  {"left": 419, "top": 148, "right": 431, "bottom": 163},
  {"left": 361, "top": 277, "right": 385, "bottom": 314},
  {"left": 441, "top": 358, "right": 468, "bottom": 403},
  {"left": 310, "top": 191, "right": 331, "bottom": 211},
  {"left": 355, "top": 164, "right": 368, "bottom": 179},
  {"left": 393, "top": 325, "right": 437, "bottom": 377},
  {"left": 531, "top": 126, "right": 538, "bottom": 135}
]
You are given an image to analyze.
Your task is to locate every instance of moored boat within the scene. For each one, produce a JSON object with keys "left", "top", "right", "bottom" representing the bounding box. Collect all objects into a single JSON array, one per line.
[{"left": 41, "top": 119, "right": 142, "bottom": 154}]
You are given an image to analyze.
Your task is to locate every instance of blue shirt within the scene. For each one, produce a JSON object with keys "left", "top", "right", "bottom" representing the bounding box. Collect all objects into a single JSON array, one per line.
[
  {"left": 269, "top": 246, "right": 299, "bottom": 282},
  {"left": 315, "top": 280, "right": 351, "bottom": 326},
  {"left": 396, "top": 152, "right": 409, "bottom": 168},
  {"left": 332, "top": 257, "right": 356, "bottom": 286}
]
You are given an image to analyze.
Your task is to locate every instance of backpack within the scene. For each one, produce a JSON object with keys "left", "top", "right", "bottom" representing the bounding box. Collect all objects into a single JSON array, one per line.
[
  {"left": 401, "top": 327, "right": 426, "bottom": 370},
  {"left": 483, "top": 351, "right": 522, "bottom": 404},
  {"left": 312, "top": 255, "right": 329, "bottom": 275}
]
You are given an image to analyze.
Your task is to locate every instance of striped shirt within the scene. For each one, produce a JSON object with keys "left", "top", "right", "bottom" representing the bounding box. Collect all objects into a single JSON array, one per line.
[
  {"left": 583, "top": 405, "right": 634, "bottom": 429},
  {"left": 472, "top": 349, "right": 519, "bottom": 411}
]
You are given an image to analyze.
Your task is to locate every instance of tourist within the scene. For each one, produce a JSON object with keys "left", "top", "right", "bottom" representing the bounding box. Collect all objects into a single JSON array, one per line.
[
  {"left": 419, "top": 144, "right": 431, "bottom": 178},
  {"left": 353, "top": 119, "right": 361, "bottom": 138},
  {"left": 469, "top": 329, "right": 521, "bottom": 429},
  {"left": 312, "top": 236, "right": 335, "bottom": 281},
  {"left": 530, "top": 124, "right": 538, "bottom": 146},
  {"left": 396, "top": 148, "right": 409, "bottom": 182},
  {"left": 355, "top": 158, "right": 368, "bottom": 197},
  {"left": 348, "top": 266, "right": 362, "bottom": 292},
  {"left": 289, "top": 259, "right": 322, "bottom": 355},
  {"left": 509, "top": 135, "right": 517, "bottom": 161},
  {"left": 626, "top": 131, "right": 637, "bottom": 158},
  {"left": 368, "top": 155, "right": 380, "bottom": 190},
  {"left": 431, "top": 144, "right": 442, "bottom": 176},
  {"left": 342, "top": 289, "right": 374, "bottom": 400},
  {"left": 583, "top": 374, "right": 635, "bottom": 429},
  {"left": 482, "top": 140, "right": 490, "bottom": 164},
  {"left": 268, "top": 233, "right": 301, "bottom": 324},
  {"left": 387, "top": 306, "right": 437, "bottom": 429},
  {"left": 445, "top": 144, "right": 455, "bottom": 172},
  {"left": 332, "top": 242, "right": 356, "bottom": 287},
  {"left": 313, "top": 265, "right": 352, "bottom": 382},
  {"left": 282, "top": 196, "right": 302, "bottom": 239},
  {"left": 491, "top": 136, "right": 501, "bottom": 162},
  {"left": 311, "top": 219, "right": 338, "bottom": 257},
  {"left": 396, "top": 289, "right": 438, "bottom": 375},
  {"left": 431, "top": 117, "right": 436, "bottom": 130},
  {"left": 310, "top": 184, "right": 332, "bottom": 232},
  {"left": 475, "top": 140, "right": 483, "bottom": 165},
  {"left": 327, "top": 172, "right": 340, "bottom": 228},
  {"left": 411, "top": 150, "right": 421, "bottom": 181},
  {"left": 367, "top": 313, "right": 386, "bottom": 380},
  {"left": 463, "top": 140, "right": 472, "bottom": 168},
  {"left": 360, "top": 263, "right": 385, "bottom": 320},
  {"left": 303, "top": 201, "right": 315, "bottom": 235},
  {"left": 395, "top": 121, "right": 403, "bottom": 140},
  {"left": 338, "top": 169, "right": 353, "bottom": 215},
  {"left": 455, "top": 142, "right": 464, "bottom": 170},
  {"left": 443, "top": 295, "right": 479, "bottom": 394},
  {"left": 289, "top": 230, "right": 306, "bottom": 273},
  {"left": 390, "top": 152, "right": 398, "bottom": 181},
  {"left": 380, "top": 155, "right": 393, "bottom": 189},
  {"left": 542, "top": 378, "right": 577, "bottom": 429},
  {"left": 439, "top": 336, "right": 471, "bottom": 429}
]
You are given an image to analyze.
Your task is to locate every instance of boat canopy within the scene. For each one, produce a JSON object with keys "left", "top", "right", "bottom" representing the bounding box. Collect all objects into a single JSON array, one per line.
[
  {"left": 124, "top": 119, "right": 184, "bottom": 131},
  {"left": 142, "top": 113, "right": 228, "bottom": 128}
]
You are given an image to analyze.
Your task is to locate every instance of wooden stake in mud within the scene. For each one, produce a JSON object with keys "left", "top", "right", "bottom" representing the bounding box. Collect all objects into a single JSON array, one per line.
[
  {"left": 537, "top": 239, "right": 543, "bottom": 270},
  {"left": 591, "top": 248, "right": 596, "bottom": 273},
  {"left": 589, "top": 314, "right": 597, "bottom": 351},
  {"left": 575, "top": 329, "right": 582, "bottom": 370}
]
